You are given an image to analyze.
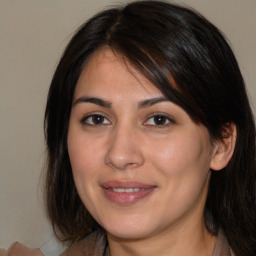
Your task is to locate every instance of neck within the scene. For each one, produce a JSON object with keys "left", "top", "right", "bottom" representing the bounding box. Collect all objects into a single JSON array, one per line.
[{"left": 107, "top": 219, "right": 216, "bottom": 256}]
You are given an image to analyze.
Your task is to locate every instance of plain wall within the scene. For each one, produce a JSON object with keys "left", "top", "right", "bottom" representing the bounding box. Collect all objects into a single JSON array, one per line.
[{"left": 0, "top": 0, "right": 255, "bottom": 249}]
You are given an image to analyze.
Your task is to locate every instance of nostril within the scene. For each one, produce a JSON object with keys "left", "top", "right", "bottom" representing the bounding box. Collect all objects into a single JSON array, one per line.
[
  {"left": 105, "top": 160, "right": 141, "bottom": 170},
  {"left": 104, "top": 127, "right": 145, "bottom": 170},
  {"left": 104, "top": 146, "right": 145, "bottom": 170}
]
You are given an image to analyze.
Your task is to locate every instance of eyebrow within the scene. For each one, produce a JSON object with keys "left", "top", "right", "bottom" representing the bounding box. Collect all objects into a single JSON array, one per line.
[
  {"left": 73, "top": 96, "right": 169, "bottom": 108},
  {"left": 73, "top": 97, "right": 112, "bottom": 108},
  {"left": 138, "top": 96, "right": 169, "bottom": 108}
]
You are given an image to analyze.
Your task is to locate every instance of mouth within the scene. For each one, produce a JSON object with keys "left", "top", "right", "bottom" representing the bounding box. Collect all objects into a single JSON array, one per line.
[
  {"left": 111, "top": 188, "right": 145, "bottom": 193},
  {"left": 101, "top": 181, "right": 156, "bottom": 205}
]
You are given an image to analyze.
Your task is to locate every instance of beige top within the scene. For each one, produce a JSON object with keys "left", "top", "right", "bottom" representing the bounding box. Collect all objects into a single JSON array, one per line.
[
  {"left": 62, "top": 229, "right": 235, "bottom": 256},
  {"left": 0, "top": 229, "right": 235, "bottom": 256}
]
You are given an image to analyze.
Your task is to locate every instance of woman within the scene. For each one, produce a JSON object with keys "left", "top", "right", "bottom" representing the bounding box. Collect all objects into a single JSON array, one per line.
[
  {"left": 3, "top": 1, "right": 254, "bottom": 255},
  {"left": 44, "top": 1, "right": 256, "bottom": 255}
]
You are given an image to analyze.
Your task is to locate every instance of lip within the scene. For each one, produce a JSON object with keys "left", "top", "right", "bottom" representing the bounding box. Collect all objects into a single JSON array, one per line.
[{"left": 101, "top": 180, "right": 156, "bottom": 205}]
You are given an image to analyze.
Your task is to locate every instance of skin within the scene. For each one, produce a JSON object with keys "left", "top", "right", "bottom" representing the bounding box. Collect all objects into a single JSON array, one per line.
[{"left": 68, "top": 48, "right": 232, "bottom": 256}]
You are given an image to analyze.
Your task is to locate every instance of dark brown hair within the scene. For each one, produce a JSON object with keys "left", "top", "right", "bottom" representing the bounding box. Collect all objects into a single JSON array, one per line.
[{"left": 44, "top": 1, "right": 256, "bottom": 255}]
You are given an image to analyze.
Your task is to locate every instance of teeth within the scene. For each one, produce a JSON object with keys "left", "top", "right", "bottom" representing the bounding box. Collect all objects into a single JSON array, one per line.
[{"left": 112, "top": 188, "right": 141, "bottom": 193}]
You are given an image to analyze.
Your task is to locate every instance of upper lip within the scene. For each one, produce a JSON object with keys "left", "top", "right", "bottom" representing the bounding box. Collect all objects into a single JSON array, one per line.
[{"left": 101, "top": 180, "right": 156, "bottom": 189}]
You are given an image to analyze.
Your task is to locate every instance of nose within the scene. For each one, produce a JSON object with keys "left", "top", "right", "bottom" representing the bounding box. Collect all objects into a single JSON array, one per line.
[{"left": 105, "top": 124, "right": 145, "bottom": 170}]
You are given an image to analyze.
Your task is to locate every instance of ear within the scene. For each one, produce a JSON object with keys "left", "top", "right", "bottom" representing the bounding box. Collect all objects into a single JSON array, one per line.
[{"left": 210, "top": 123, "right": 237, "bottom": 171}]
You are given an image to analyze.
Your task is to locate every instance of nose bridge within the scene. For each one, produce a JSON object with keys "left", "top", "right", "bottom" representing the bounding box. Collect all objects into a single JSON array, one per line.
[{"left": 105, "top": 122, "right": 144, "bottom": 170}]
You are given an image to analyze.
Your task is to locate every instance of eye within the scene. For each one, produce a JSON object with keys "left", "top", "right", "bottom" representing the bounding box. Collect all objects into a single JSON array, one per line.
[
  {"left": 81, "top": 114, "right": 111, "bottom": 126},
  {"left": 144, "top": 114, "right": 173, "bottom": 127}
]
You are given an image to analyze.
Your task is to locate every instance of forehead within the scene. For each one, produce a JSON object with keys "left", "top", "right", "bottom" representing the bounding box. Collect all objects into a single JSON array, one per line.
[{"left": 74, "top": 47, "right": 163, "bottom": 100}]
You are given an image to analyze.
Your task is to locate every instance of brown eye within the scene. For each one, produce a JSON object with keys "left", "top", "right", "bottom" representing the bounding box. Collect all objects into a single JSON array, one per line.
[
  {"left": 91, "top": 115, "right": 104, "bottom": 124},
  {"left": 153, "top": 116, "right": 168, "bottom": 125},
  {"left": 144, "top": 114, "right": 173, "bottom": 127},
  {"left": 81, "top": 114, "right": 111, "bottom": 126}
]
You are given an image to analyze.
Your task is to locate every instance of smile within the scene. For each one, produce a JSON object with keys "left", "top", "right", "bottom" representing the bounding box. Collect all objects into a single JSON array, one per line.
[
  {"left": 101, "top": 181, "right": 156, "bottom": 205},
  {"left": 111, "top": 188, "right": 143, "bottom": 193}
]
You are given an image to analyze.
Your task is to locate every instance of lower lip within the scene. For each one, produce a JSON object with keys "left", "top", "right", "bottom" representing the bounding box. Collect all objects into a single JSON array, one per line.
[{"left": 102, "top": 187, "right": 155, "bottom": 205}]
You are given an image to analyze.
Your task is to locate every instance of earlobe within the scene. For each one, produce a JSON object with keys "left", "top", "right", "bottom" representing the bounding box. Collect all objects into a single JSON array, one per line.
[{"left": 210, "top": 123, "right": 237, "bottom": 171}]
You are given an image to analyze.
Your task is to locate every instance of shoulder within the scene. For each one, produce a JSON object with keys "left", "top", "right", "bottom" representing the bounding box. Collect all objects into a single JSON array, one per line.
[
  {"left": 61, "top": 230, "right": 107, "bottom": 256},
  {"left": 0, "top": 242, "right": 43, "bottom": 256}
]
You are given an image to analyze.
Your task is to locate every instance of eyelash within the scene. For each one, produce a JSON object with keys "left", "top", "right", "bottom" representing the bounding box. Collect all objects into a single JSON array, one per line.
[
  {"left": 80, "top": 113, "right": 111, "bottom": 127},
  {"left": 80, "top": 113, "right": 174, "bottom": 128},
  {"left": 144, "top": 113, "right": 174, "bottom": 127}
]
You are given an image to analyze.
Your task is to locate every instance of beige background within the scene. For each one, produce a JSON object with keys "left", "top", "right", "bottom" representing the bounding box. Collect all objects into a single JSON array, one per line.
[{"left": 0, "top": 0, "right": 255, "bottom": 249}]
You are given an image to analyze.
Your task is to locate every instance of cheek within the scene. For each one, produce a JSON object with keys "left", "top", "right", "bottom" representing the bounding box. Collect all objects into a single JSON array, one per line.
[
  {"left": 148, "top": 132, "right": 212, "bottom": 203},
  {"left": 148, "top": 136, "right": 211, "bottom": 219},
  {"left": 67, "top": 130, "right": 102, "bottom": 181},
  {"left": 67, "top": 132, "right": 103, "bottom": 208},
  {"left": 149, "top": 135, "right": 208, "bottom": 175}
]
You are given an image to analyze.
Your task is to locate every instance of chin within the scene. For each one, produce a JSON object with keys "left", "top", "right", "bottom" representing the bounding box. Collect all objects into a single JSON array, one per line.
[
  {"left": 107, "top": 228, "right": 151, "bottom": 241},
  {"left": 101, "top": 215, "right": 155, "bottom": 240}
]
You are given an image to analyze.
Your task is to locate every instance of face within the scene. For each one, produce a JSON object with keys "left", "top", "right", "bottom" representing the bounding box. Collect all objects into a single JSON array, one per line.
[{"left": 68, "top": 48, "right": 216, "bottom": 241}]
